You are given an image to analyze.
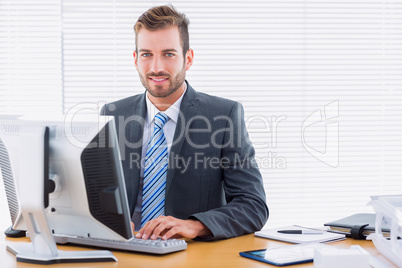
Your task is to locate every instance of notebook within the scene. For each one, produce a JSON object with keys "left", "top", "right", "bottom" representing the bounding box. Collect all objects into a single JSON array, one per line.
[
  {"left": 323, "top": 213, "right": 390, "bottom": 238},
  {"left": 254, "top": 225, "right": 345, "bottom": 244}
]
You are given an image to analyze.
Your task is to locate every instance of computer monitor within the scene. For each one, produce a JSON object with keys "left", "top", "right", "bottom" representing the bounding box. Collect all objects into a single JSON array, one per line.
[
  {"left": 0, "top": 115, "right": 132, "bottom": 263},
  {"left": 46, "top": 116, "right": 132, "bottom": 240},
  {"left": 0, "top": 115, "right": 27, "bottom": 237}
]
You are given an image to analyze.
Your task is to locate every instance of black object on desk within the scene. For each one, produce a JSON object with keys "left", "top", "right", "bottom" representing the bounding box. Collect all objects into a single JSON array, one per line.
[
  {"left": 277, "top": 230, "right": 324, "bottom": 235},
  {"left": 4, "top": 226, "right": 26, "bottom": 238},
  {"left": 324, "top": 213, "right": 390, "bottom": 240}
]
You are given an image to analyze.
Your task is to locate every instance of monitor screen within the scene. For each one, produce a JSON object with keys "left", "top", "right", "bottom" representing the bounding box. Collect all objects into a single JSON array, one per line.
[{"left": 0, "top": 115, "right": 132, "bottom": 241}]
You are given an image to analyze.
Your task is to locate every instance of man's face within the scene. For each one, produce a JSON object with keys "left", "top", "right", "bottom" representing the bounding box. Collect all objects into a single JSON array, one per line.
[{"left": 134, "top": 26, "right": 193, "bottom": 99}]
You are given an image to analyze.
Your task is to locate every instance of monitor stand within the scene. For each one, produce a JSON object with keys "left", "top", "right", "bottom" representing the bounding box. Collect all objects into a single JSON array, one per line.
[{"left": 6, "top": 126, "right": 117, "bottom": 264}]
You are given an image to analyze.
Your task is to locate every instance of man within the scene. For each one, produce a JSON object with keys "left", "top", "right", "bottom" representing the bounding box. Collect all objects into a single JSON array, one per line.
[{"left": 102, "top": 5, "right": 268, "bottom": 241}]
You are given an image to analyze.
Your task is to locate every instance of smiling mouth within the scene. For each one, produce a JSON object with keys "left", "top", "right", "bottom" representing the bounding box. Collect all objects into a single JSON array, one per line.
[
  {"left": 150, "top": 78, "right": 167, "bottom": 82},
  {"left": 148, "top": 73, "right": 170, "bottom": 82}
]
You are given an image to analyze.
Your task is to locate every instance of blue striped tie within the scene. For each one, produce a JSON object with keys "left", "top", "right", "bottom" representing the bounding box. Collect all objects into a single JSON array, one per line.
[{"left": 141, "top": 113, "right": 169, "bottom": 227}]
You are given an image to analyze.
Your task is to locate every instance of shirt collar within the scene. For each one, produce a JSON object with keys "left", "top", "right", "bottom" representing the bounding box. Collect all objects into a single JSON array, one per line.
[{"left": 145, "top": 82, "right": 187, "bottom": 126}]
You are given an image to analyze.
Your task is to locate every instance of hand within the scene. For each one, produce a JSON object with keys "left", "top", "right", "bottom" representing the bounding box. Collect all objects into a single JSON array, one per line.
[{"left": 136, "top": 216, "right": 211, "bottom": 240}]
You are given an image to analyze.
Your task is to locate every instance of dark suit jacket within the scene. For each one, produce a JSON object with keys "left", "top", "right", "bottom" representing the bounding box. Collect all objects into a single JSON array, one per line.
[{"left": 101, "top": 81, "right": 268, "bottom": 241}]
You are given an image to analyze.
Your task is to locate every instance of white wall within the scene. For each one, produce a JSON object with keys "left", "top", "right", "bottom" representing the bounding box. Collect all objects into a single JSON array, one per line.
[{"left": 1, "top": 0, "right": 402, "bottom": 230}]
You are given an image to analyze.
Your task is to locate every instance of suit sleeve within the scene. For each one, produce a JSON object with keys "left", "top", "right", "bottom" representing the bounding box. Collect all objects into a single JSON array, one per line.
[{"left": 189, "top": 102, "right": 269, "bottom": 241}]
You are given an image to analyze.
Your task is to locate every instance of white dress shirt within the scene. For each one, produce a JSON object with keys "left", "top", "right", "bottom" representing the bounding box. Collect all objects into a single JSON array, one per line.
[{"left": 132, "top": 83, "right": 187, "bottom": 229}]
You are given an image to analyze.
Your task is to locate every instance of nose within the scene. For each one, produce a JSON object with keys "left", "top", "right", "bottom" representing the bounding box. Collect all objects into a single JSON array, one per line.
[{"left": 150, "top": 55, "right": 164, "bottom": 74}]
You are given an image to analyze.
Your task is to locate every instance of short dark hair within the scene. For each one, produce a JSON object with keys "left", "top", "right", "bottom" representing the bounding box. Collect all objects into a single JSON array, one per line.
[{"left": 134, "top": 5, "right": 190, "bottom": 56}]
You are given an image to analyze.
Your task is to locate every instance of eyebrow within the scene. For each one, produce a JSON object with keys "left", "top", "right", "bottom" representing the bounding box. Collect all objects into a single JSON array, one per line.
[{"left": 138, "top": 49, "right": 178, "bottom": 53}]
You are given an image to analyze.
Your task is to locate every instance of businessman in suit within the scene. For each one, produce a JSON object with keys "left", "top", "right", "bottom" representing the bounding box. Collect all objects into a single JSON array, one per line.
[{"left": 102, "top": 5, "right": 268, "bottom": 241}]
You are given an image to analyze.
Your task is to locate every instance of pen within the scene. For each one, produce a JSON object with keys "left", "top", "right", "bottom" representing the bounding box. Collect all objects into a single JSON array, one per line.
[{"left": 277, "top": 230, "right": 324, "bottom": 235}]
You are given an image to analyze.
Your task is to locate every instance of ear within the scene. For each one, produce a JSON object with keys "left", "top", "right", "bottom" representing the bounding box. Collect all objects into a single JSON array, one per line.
[
  {"left": 133, "top": 50, "right": 138, "bottom": 70},
  {"left": 185, "top": 49, "right": 194, "bottom": 71}
]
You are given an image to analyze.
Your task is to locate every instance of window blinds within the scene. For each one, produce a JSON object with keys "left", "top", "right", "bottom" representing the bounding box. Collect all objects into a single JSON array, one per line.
[
  {"left": 1, "top": 0, "right": 402, "bottom": 229},
  {"left": 0, "top": 0, "right": 63, "bottom": 115}
]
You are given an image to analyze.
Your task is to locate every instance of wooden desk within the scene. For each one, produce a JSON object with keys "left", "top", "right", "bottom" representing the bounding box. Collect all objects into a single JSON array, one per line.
[{"left": 0, "top": 234, "right": 396, "bottom": 268}]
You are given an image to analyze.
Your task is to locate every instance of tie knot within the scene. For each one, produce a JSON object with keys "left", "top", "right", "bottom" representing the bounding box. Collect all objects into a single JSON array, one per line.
[{"left": 154, "top": 113, "right": 168, "bottom": 129}]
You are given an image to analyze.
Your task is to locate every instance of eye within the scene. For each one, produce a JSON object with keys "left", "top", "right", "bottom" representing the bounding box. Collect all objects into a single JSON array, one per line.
[
  {"left": 142, "top": 53, "right": 151, "bottom": 57},
  {"left": 165, "top": 53, "right": 174, "bottom": 57}
]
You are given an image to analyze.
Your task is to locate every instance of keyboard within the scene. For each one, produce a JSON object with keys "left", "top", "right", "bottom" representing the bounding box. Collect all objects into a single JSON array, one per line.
[{"left": 53, "top": 234, "right": 187, "bottom": 254}]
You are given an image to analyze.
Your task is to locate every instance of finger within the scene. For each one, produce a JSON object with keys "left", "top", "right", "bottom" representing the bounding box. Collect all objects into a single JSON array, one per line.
[
  {"left": 151, "top": 219, "right": 175, "bottom": 239},
  {"left": 136, "top": 221, "right": 150, "bottom": 238},
  {"left": 161, "top": 226, "right": 181, "bottom": 240},
  {"left": 140, "top": 217, "right": 164, "bottom": 239},
  {"left": 136, "top": 218, "right": 157, "bottom": 238}
]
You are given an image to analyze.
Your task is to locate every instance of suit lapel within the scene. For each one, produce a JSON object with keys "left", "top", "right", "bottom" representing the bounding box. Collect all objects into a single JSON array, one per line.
[
  {"left": 166, "top": 83, "right": 199, "bottom": 195},
  {"left": 128, "top": 92, "right": 147, "bottom": 209}
]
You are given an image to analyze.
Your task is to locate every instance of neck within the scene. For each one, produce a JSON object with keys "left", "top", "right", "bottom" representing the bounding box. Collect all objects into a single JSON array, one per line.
[{"left": 148, "top": 82, "right": 186, "bottom": 111}]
